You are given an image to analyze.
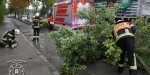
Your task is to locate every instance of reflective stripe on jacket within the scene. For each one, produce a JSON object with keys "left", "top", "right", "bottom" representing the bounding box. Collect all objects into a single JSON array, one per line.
[
  {"left": 1, "top": 30, "right": 15, "bottom": 42},
  {"left": 32, "top": 18, "right": 42, "bottom": 29},
  {"left": 112, "top": 22, "right": 134, "bottom": 42}
]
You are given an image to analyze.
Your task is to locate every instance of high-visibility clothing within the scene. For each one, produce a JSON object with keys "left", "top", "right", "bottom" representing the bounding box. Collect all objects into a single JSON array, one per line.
[
  {"left": 117, "top": 38, "right": 137, "bottom": 75},
  {"left": 112, "top": 22, "right": 136, "bottom": 42},
  {"left": 112, "top": 22, "right": 137, "bottom": 75},
  {"left": 32, "top": 17, "right": 42, "bottom": 41},
  {"left": 1, "top": 30, "right": 15, "bottom": 42},
  {"left": 32, "top": 17, "right": 42, "bottom": 29},
  {"left": 32, "top": 28, "right": 40, "bottom": 41},
  {"left": 1, "top": 29, "right": 15, "bottom": 47}
]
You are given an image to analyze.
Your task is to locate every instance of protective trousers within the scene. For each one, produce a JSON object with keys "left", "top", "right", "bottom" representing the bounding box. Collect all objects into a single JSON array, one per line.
[
  {"left": 33, "top": 28, "right": 40, "bottom": 41},
  {"left": 116, "top": 37, "right": 137, "bottom": 75},
  {"left": 3, "top": 40, "right": 12, "bottom": 48}
]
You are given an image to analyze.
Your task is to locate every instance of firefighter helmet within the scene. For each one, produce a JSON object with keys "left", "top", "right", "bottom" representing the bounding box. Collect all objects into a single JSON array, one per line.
[
  {"left": 116, "top": 20, "right": 124, "bottom": 24},
  {"left": 15, "top": 29, "right": 20, "bottom": 35},
  {"left": 35, "top": 13, "right": 39, "bottom": 17}
]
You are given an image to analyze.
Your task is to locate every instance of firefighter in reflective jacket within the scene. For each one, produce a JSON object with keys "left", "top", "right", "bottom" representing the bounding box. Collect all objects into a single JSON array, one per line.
[
  {"left": 112, "top": 20, "right": 137, "bottom": 75},
  {"left": 1, "top": 29, "right": 20, "bottom": 48},
  {"left": 32, "top": 13, "right": 42, "bottom": 41}
]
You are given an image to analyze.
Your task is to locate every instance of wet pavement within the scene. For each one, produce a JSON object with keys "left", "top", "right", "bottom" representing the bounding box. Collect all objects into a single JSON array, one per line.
[
  {"left": 0, "top": 17, "right": 146, "bottom": 75},
  {"left": 0, "top": 17, "right": 54, "bottom": 75}
]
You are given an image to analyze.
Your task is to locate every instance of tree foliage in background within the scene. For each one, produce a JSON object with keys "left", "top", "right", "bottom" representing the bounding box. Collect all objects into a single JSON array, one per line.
[
  {"left": 38, "top": 0, "right": 55, "bottom": 16},
  {"left": 48, "top": 3, "right": 122, "bottom": 75},
  {"left": 74, "top": 3, "right": 150, "bottom": 68},
  {"left": 8, "top": 0, "right": 32, "bottom": 18},
  {"left": 74, "top": 3, "right": 122, "bottom": 65},
  {"left": 0, "top": 0, "right": 6, "bottom": 25},
  {"left": 41, "top": 0, "right": 55, "bottom": 5},
  {"left": 37, "top": 0, "right": 55, "bottom": 6},
  {"left": 9, "top": 0, "right": 29, "bottom": 9},
  {"left": 31, "top": 0, "right": 40, "bottom": 13},
  {"left": 131, "top": 18, "right": 150, "bottom": 67}
]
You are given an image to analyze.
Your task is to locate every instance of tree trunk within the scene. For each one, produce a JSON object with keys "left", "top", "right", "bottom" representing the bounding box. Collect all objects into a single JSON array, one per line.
[{"left": 136, "top": 54, "right": 150, "bottom": 75}]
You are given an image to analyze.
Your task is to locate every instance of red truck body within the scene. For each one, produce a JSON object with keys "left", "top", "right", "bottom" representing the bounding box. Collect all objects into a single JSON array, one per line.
[{"left": 47, "top": 0, "right": 94, "bottom": 30}]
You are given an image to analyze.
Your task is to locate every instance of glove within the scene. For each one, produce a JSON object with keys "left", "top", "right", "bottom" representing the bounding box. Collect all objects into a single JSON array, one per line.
[{"left": 11, "top": 45, "right": 15, "bottom": 49}]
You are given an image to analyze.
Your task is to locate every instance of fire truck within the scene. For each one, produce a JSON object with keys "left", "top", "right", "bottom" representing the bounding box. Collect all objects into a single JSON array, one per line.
[{"left": 47, "top": 0, "right": 94, "bottom": 30}]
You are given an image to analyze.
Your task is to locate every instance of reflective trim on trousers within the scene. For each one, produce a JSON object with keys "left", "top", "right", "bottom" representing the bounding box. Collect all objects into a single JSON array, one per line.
[
  {"left": 33, "top": 36, "right": 39, "bottom": 38},
  {"left": 129, "top": 53, "right": 137, "bottom": 70},
  {"left": 118, "top": 63, "right": 124, "bottom": 67}
]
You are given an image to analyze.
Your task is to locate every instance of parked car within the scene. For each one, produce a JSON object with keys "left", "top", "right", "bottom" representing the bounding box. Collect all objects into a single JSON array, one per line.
[{"left": 21, "top": 15, "right": 27, "bottom": 21}]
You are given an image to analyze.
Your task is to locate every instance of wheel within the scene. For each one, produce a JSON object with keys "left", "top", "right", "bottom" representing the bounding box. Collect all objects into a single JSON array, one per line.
[
  {"left": 48, "top": 24, "right": 53, "bottom": 30},
  {"left": 49, "top": 26, "right": 52, "bottom": 30}
]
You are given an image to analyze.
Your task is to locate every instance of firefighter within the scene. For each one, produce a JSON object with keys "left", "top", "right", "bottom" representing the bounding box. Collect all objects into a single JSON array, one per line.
[
  {"left": 112, "top": 19, "right": 137, "bottom": 75},
  {"left": 32, "top": 13, "right": 42, "bottom": 41},
  {"left": 1, "top": 29, "right": 20, "bottom": 48}
]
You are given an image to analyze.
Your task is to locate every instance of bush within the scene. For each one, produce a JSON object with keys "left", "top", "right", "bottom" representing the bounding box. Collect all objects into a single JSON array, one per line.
[
  {"left": 41, "top": 19, "right": 48, "bottom": 29},
  {"left": 131, "top": 18, "right": 150, "bottom": 67},
  {"left": 48, "top": 3, "right": 150, "bottom": 75},
  {"left": 48, "top": 26, "right": 100, "bottom": 75},
  {"left": 48, "top": 3, "right": 121, "bottom": 75},
  {"left": 0, "top": 0, "right": 6, "bottom": 25},
  {"left": 24, "top": 20, "right": 32, "bottom": 25}
]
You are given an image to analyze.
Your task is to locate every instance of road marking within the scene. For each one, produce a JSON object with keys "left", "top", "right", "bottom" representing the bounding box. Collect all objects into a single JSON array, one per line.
[
  {"left": 20, "top": 30, "right": 60, "bottom": 75},
  {"left": 11, "top": 19, "right": 60, "bottom": 75}
]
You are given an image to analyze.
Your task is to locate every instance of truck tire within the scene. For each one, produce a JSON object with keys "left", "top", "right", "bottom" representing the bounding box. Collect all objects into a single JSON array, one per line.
[
  {"left": 48, "top": 22, "right": 53, "bottom": 30},
  {"left": 49, "top": 26, "right": 52, "bottom": 30}
]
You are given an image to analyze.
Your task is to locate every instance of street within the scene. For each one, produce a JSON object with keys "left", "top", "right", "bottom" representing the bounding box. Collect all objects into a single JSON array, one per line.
[
  {"left": 0, "top": 17, "right": 145, "bottom": 75},
  {"left": 0, "top": 17, "right": 55, "bottom": 75}
]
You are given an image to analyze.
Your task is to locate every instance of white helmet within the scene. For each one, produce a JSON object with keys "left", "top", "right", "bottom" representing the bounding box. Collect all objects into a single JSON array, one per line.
[
  {"left": 35, "top": 13, "right": 39, "bottom": 17},
  {"left": 116, "top": 20, "right": 124, "bottom": 23},
  {"left": 116, "top": 20, "right": 123, "bottom": 23},
  {"left": 15, "top": 29, "right": 20, "bottom": 35}
]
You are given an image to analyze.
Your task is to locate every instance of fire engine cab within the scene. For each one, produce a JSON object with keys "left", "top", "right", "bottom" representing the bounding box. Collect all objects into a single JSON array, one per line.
[{"left": 47, "top": 0, "right": 94, "bottom": 30}]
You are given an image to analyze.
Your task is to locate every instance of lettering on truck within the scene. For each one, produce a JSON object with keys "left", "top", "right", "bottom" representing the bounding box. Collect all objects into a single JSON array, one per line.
[{"left": 48, "top": 1, "right": 93, "bottom": 30}]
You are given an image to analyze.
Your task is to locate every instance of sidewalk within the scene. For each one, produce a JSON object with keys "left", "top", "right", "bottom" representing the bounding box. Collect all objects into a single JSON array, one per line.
[{"left": 0, "top": 18, "right": 55, "bottom": 75}]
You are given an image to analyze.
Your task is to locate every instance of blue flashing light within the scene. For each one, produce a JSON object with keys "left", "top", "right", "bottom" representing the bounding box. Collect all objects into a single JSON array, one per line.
[{"left": 72, "top": 22, "right": 75, "bottom": 24}]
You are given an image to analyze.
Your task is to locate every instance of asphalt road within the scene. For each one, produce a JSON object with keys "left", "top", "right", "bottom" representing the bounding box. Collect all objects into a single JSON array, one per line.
[
  {"left": 1, "top": 17, "right": 146, "bottom": 75},
  {"left": 0, "top": 17, "right": 54, "bottom": 75}
]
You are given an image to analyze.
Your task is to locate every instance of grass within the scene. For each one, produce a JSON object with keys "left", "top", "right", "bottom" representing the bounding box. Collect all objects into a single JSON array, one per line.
[
  {"left": 14, "top": 18, "right": 32, "bottom": 25},
  {"left": 23, "top": 20, "right": 32, "bottom": 25},
  {"left": 137, "top": 48, "right": 150, "bottom": 68},
  {"left": 143, "top": 57, "right": 150, "bottom": 68}
]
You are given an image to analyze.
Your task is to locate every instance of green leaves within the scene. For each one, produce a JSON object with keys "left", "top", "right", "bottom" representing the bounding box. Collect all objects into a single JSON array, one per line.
[
  {"left": 103, "top": 39, "right": 122, "bottom": 65},
  {"left": 48, "top": 26, "right": 100, "bottom": 75},
  {"left": 48, "top": 3, "right": 122, "bottom": 75},
  {"left": 42, "top": 0, "right": 55, "bottom": 5},
  {"left": 0, "top": 0, "right": 6, "bottom": 23},
  {"left": 132, "top": 18, "right": 150, "bottom": 67},
  {"left": 46, "top": 2, "right": 150, "bottom": 75},
  {"left": 74, "top": 7, "right": 95, "bottom": 24}
]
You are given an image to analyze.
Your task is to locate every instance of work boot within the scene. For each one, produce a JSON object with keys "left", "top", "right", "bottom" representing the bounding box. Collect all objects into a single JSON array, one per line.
[
  {"left": 5, "top": 44, "right": 9, "bottom": 48},
  {"left": 37, "top": 38, "right": 39, "bottom": 41},
  {"left": 129, "top": 70, "right": 137, "bottom": 75},
  {"left": 0, "top": 42, "right": 5, "bottom": 48},
  {"left": 118, "top": 66, "right": 124, "bottom": 73},
  {"left": 31, "top": 38, "right": 36, "bottom": 41}
]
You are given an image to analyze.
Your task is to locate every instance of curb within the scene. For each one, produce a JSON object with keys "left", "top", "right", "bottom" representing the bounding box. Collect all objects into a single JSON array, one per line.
[{"left": 11, "top": 19, "right": 60, "bottom": 75}]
